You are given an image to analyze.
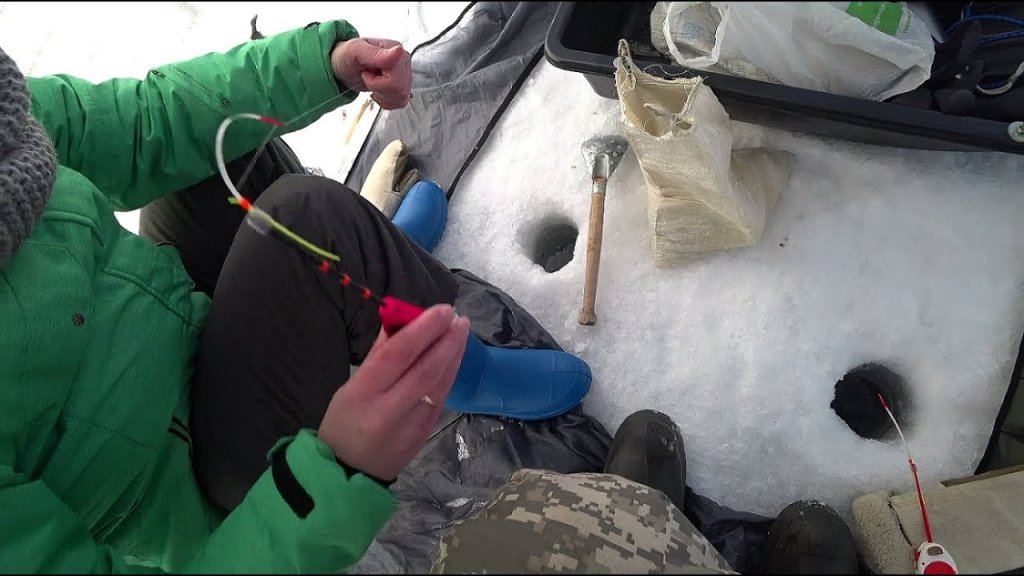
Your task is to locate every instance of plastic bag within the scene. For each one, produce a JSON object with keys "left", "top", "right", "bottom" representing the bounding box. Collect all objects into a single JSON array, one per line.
[
  {"left": 614, "top": 40, "right": 793, "bottom": 266},
  {"left": 653, "top": 1, "right": 936, "bottom": 101}
]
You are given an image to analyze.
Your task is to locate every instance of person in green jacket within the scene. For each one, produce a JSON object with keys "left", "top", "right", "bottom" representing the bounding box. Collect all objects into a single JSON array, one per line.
[{"left": 0, "top": 20, "right": 473, "bottom": 573}]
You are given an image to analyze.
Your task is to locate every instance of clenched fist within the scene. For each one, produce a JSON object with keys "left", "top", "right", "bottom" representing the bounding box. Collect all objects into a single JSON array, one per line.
[{"left": 331, "top": 37, "right": 413, "bottom": 110}]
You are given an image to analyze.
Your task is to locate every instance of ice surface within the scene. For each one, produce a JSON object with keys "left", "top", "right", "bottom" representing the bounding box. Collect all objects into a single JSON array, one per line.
[{"left": 435, "top": 60, "right": 1024, "bottom": 517}]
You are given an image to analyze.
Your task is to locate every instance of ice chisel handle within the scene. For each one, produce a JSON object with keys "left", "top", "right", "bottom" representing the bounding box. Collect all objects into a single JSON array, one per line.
[{"left": 578, "top": 178, "right": 607, "bottom": 326}]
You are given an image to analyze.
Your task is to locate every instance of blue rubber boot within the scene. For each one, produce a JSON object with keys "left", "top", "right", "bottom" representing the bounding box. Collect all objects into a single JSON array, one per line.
[
  {"left": 445, "top": 332, "right": 592, "bottom": 420},
  {"left": 391, "top": 180, "right": 448, "bottom": 253}
]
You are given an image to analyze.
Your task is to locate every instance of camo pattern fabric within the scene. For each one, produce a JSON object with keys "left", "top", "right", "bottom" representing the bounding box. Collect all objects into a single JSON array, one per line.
[{"left": 431, "top": 469, "right": 735, "bottom": 574}]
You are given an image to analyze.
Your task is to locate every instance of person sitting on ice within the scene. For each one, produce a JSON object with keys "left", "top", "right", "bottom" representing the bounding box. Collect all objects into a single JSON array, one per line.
[{"left": 0, "top": 17, "right": 590, "bottom": 572}]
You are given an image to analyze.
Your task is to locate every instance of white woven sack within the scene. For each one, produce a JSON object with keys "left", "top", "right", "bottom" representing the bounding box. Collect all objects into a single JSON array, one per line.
[{"left": 614, "top": 40, "right": 793, "bottom": 266}]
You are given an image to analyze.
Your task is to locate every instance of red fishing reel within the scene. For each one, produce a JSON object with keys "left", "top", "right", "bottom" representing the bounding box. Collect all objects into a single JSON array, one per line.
[{"left": 915, "top": 542, "right": 957, "bottom": 574}]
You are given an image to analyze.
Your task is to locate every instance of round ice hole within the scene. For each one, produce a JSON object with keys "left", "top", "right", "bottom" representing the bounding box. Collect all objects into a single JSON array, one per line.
[
  {"left": 830, "top": 363, "right": 911, "bottom": 441},
  {"left": 530, "top": 221, "right": 579, "bottom": 273}
]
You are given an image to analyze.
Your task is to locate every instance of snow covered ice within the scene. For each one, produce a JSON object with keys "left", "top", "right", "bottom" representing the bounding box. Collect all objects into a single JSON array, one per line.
[
  {"left": 435, "top": 60, "right": 1024, "bottom": 518},
  {"left": 9, "top": 1, "right": 1024, "bottom": 520}
]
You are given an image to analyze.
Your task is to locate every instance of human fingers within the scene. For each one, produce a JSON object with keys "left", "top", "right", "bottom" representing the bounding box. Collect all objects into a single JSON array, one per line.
[
  {"left": 354, "top": 42, "right": 405, "bottom": 71},
  {"left": 362, "top": 69, "right": 411, "bottom": 109},
  {"left": 370, "top": 92, "right": 410, "bottom": 111},
  {"left": 404, "top": 319, "right": 470, "bottom": 431},
  {"left": 363, "top": 327, "right": 388, "bottom": 361},
  {"left": 354, "top": 304, "right": 455, "bottom": 392},
  {"left": 421, "top": 318, "right": 469, "bottom": 403},
  {"left": 392, "top": 316, "right": 470, "bottom": 410},
  {"left": 361, "top": 38, "right": 403, "bottom": 50}
]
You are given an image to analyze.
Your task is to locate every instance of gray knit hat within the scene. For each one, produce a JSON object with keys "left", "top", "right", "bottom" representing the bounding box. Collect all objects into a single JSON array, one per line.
[{"left": 0, "top": 46, "right": 56, "bottom": 267}]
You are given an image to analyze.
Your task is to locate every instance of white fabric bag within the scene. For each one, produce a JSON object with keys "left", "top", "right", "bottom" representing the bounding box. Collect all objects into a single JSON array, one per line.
[
  {"left": 614, "top": 40, "right": 793, "bottom": 266},
  {"left": 653, "top": 1, "right": 935, "bottom": 101}
]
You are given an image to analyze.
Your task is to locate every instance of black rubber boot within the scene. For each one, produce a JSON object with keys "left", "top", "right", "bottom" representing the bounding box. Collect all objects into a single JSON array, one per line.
[
  {"left": 762, "top": 500, "right": 860, "bottom": 574},
  {"left": 603, "top": 410, "right": 687, "bottom": 512}
]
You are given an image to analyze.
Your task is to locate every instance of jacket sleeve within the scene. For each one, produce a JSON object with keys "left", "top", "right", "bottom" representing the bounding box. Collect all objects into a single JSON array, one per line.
[
  {"left": 26, "top": 20, "right": 358, "bottom": 211},
  {"left": 0, "top": 430, "right": 395, "bottom": 573},
  {"left": 184, "top": 430, "right": 396, "bottom": 573}
]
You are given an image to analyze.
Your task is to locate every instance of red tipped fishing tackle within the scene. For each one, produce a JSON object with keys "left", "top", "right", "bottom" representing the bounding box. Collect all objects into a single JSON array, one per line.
[
  {"left": 214, "top": 112, "right": 425, "bottom": 335},
  {"left": 877, "top": 393, "right": 957, "bottom": 574}
]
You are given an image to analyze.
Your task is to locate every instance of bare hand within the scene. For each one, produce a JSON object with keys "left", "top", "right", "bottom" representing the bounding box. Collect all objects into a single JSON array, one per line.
[
  {"left": 330, "top": 37, "right": 413, "bottom": 110},
  {"left": 318, "top": 304, "right": 470, "bottom": 481}
]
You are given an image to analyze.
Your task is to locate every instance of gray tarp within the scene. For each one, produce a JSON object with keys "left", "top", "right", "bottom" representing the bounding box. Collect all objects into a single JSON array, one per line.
[
  {"left": 347, "top": 3, "right": 773, "bottom": 573},
  {"left": 346, "top": 2, "right": 555, "bottom": 197}
]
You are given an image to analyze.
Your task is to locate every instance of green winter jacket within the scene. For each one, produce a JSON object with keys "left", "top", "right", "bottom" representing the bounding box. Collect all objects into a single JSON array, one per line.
[{"left": 1, "top": 21, "right": 395, "bottom": 573}]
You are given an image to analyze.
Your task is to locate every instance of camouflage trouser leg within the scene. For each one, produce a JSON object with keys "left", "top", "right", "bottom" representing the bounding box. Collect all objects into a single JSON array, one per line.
[{"left": 431, "top": 469, "right": 735, "bottom": 574}]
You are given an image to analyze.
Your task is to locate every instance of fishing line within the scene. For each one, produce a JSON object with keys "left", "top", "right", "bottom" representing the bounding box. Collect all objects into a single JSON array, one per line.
[
  {"left": 877, "top": 394, "right": 958, "bottom": 574},
  {"left": 878, "top": 393, "right": 933, "bottom": 543},
  {"left": 214, "top": 91, "right": 425, "bottom": 334}
]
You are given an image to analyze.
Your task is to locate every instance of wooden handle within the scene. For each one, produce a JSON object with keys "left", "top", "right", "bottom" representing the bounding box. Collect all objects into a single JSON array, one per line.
[
  {"left": 578, "top": 183, "right": 607, "bottom": 326},
  {"left": 344, "top": 99, "right": 372, "bottom": 144}
]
